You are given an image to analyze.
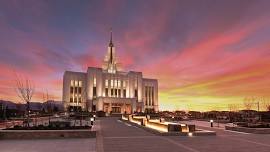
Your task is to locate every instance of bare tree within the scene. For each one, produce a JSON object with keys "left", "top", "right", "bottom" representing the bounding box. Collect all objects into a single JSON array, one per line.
[
  {"left": 228, "top": 104, "right": 239, "bottom": 112},
  {"left": 262, "top": 97, "right": 270, "bottom": 111},
  {"left": 15, "top": 75, "right": 34, "bottom": 127},
  {"left": 43, "top": 90, "right": 52, "bottom": 126},
  {"left": 243, "top": 97, "right": 254, "bottom": 110}
]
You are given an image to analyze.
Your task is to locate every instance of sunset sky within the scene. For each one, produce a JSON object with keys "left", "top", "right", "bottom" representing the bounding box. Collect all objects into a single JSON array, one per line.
[{"left": 0, "top": 0, "right": 270, "bottom": 111}]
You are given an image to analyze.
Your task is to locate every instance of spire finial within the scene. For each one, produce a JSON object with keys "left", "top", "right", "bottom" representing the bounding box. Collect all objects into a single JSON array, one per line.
[
  {"left": 109, "top": 27, "right": 113, "bottom": 47},
  {"left": 110, "top": 27, "right": 112, "bottom": 42}
]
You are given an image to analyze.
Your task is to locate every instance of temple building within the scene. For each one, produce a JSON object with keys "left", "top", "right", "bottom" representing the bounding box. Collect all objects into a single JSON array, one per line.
[{"left": 62, "top": 31, "right": 158, "bottom": 114}]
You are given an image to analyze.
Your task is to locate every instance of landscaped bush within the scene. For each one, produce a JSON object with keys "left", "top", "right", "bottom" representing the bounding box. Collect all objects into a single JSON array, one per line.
[
  {"left": 5, "top": 124, "right": 92, "bottom": 130},
  {"left": 13, "top": 125, "right": 22, "bottom": 129},
  {"left": 247, "top": 123, "right": 270, "bottom": 128},
  {"left": 235, "top": 122, "right": 270, "bottom": 128}
]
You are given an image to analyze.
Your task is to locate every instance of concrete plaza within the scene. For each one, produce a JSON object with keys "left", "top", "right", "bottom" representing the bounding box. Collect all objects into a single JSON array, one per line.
[
  {"left": 1, "top": 117, "right": 270, "bottom": 152},
  {"left": 0, "top": 138, "right": 96, "bottom": 152},
  {"left": 96, "top": 117, "right": 270, "bottom": 152}
]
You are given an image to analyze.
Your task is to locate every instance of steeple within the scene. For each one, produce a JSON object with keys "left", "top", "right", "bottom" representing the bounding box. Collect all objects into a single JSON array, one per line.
[
  {"left": 109, "top": 28, "right": 114, "bottom": 47},
  {"left": 109, "top": 28, "right": 113, "bottom": 64},
  {"left": 103, "top": 28, "right": 118, "bottom": 73}
]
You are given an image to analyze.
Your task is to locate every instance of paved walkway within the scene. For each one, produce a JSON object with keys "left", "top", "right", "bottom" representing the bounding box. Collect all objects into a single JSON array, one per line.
[
  {"left": 97, "top": 117, "right": 270, "bottom": 152},
  {"left": 0, "top": 138, "right": 96, "bottom": 152}
]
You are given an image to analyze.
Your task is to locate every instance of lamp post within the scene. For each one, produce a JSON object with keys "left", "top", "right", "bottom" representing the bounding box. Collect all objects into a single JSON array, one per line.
[{"left": 210, "top": 119, "right": 213, "bottom": 127}]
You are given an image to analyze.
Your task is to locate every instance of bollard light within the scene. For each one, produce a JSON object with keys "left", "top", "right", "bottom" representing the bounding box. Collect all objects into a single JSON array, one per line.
[
  {"left": 210, "top": 119, "right": 213, "bottom": 127},
  {"left": 90, "top": 117, "right": 94, "bottom": 125}
]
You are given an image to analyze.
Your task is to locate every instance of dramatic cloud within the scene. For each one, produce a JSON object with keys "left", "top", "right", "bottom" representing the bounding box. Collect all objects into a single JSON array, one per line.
[{"left": 0, "top": 0, "right": 270, "bottom": 111}]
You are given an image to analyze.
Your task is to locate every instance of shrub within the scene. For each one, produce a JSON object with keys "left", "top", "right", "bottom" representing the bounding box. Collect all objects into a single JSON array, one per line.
[{"left": 96, "top": 111, "right": 105, "bottom": 117}]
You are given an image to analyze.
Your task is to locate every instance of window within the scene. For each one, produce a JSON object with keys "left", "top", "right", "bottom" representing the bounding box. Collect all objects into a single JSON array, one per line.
[
  {"left": 105, "top": 88, "right": 108, "bottom": 96},
  {"left": 105, "top": 79, "right": 108, "bottom": 87},
  {"left": 118, "top": 89, "right": 121, "bottom": 97},
  {"left": 135, "top": 89, "right": 138, "bottom": 98},
  {"left": 75, "top": 80, "right": 78, "bottom": 87},
  {"left": 79, "top": 81, "right": 82, "bottom": 87},
  {"left": 93, "top": 87, "right": 97, "bottom": 97},
  {"left": 74, "top": 97, "right": 77, "bottom": 102},
  {"left": 115, "top": 89, "right": 117, "bottom": 97},
  {"left": 78, "top": 87, "right": 82, "bottom": 94},
  {"left": 123, "top": 89, "right": 126, "bottom": 98},
  {"left": 111, "top": 89, "right": 114, "bottom": 96},
  {"left": 70, "top": 97, "right": 73, "bottom": 103},
  {"left": 78, "top": 97, "right": 81, "bottom": 103},
  {"left": 75, "top": 87, "right": 78, "bottom": 93},
  {"left": 70, "top": 87, "right": 73, "bottom": 93}
]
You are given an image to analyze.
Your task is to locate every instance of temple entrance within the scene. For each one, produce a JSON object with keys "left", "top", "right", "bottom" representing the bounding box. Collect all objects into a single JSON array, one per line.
[
  {"left": 112, "top": 107, "right": 121, "bottom": 113},
  {"left": 124, "top": 104, "right": 131, "bottom": 114},
  {"left": 102, "top": 102, "right": 133, "bottom": 114}
]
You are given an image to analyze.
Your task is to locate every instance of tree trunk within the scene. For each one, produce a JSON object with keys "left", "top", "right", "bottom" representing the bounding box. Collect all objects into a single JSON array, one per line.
[{"left": 27, "top": 101, "right": 30, "bottom": 127}]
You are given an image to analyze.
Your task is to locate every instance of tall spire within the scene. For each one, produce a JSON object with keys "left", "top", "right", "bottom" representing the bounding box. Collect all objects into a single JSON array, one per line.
[
  {"left": 109, "top": 28, "right": 113, "bottom": 64},
  {"left": 109, "top": 28, "right": 113, "bottom": 47},
  {"left": 103, "top": 28, "right": 117, "bottom": 73}
]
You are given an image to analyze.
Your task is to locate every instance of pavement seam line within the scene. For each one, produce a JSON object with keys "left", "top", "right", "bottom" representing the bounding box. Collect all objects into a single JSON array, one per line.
[
  {"left": 95, "top": 120, "right": 104, "bottom": 152},
  {"left": 224, "top": 130, "right": 250, "bottom": 135}
]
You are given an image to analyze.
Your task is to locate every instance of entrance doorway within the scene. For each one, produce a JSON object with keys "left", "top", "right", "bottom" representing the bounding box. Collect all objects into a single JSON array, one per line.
[{"left": 112, "top": 107, "right": 121, "bottom": 113}]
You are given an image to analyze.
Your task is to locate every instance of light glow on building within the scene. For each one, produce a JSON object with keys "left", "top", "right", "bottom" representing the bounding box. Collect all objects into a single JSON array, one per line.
[{"left": 62, "top": 31, "right": 159, "bottom": 114}]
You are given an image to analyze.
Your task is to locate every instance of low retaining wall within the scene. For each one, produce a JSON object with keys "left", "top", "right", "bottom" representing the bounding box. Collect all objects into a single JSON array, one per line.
[
  {"left": 124, "top": 115, "right": 196, "bottom": 133},
  {"left": 146, "top": 120, "right": 168, "bottom": 132},
  {"left": 0, "top": 130, "right": 96, "bottom": 139},
  {"left": 225, "top": 126, "right": 270, "bottom": 134},
  {"left": 122, "top": 119, "right": 215, "bottom": 136}
]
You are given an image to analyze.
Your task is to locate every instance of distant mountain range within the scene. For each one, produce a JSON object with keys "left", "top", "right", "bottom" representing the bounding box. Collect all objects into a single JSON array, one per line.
[{"left": 0, "top": 100, "right": 64, "bottom": 111}]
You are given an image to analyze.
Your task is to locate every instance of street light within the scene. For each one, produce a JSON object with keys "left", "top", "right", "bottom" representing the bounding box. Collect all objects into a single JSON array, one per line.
[{"left": 93, "top": 114, "right": 96, "bottom": 121}]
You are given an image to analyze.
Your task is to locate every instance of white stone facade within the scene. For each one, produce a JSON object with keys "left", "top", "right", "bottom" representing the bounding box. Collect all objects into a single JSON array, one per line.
[{"left": 62, "top": 32, "right": 158, "bottom": 114}]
